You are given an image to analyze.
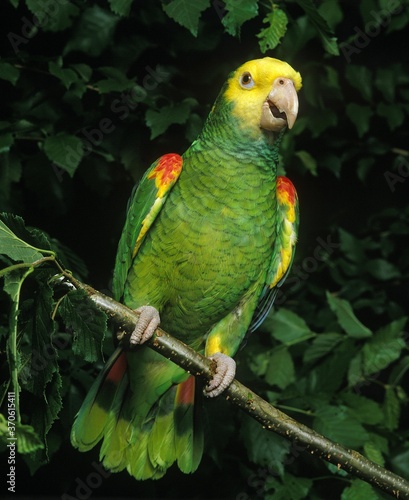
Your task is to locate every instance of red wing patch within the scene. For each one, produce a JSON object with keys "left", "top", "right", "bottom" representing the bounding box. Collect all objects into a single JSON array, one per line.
[
  {"left": 276, "top": 176, "right": 297, "bottom": 223},
  {"left": 132, "top": 153, "right": 183, "bottom": 258},
  {"left": 105, "top": 351, "right": 127, "bottom": 384},
  {"left": 175, "top": 376, "right": 195, "bottom": 405},
  {"left": 277, "top": 176, "right": 296, "bottom": 205},
  {"left": 148, "top": 153, "right": 183, "bottom": 198}
]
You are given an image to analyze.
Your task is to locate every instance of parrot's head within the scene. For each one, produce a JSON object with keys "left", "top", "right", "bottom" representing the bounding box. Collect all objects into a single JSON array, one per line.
[{"left": 219, "top": 57, "right": 302, "bottom": 141}]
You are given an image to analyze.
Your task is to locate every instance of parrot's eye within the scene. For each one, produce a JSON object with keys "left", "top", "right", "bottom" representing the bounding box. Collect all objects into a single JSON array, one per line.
[{"left": 240, "top": 72, "right": 254, "bottom": 89}]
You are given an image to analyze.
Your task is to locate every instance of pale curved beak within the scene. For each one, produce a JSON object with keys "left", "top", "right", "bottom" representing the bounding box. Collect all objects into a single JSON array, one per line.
[{"left": 260, "top": 77, "right": 299, "bottom": 132}]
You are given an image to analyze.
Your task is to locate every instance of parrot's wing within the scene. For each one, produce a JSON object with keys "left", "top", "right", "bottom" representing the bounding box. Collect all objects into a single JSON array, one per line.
[
  {"left": 249, "top": 176, "right": 299, "bottom": 332},
  {"left": 112, "top": 153, "right": 183, "bottom": 300}
]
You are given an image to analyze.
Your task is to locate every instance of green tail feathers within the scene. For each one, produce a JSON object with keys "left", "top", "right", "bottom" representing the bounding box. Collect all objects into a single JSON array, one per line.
[{"left": 71, "top": 348, "right": 203, "bottom": 480}]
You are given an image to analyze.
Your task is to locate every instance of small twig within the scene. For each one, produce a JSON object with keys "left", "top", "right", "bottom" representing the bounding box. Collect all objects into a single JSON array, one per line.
[
  {"left": 0, "top": 255, "right": 57, "bottom": 278},
  {"left": 62, "top": 276, "right": 409, "bottom": 499},
  {"left": 392, "top": 147, "right": 409, "bottom": 156}
]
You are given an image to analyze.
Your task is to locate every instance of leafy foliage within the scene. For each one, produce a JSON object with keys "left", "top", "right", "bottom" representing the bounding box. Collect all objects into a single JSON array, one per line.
[{"left": 1, "top": 0, "right": 408, "bottom": 498}]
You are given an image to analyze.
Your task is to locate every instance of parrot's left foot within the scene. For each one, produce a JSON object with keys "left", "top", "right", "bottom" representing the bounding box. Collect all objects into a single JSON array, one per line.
[
  {"left": 204, "top": 352, "right": 236, "bottom": 398},
  {"left": 128, "top": 305, "right": 161, "bottom": 346}
]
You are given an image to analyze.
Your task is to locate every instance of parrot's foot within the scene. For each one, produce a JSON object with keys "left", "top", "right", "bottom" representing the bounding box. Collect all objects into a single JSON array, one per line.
[
  {"left": 129, "top": 305, "right": 160, "bottom": 346},
  {"left": 204, "top": 353, "right": 236, "bottom": 398}
]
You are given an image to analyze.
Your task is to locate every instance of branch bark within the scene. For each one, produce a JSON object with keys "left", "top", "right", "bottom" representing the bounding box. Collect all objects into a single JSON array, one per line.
[{"left": 68, "top": 277, "right": 409, "bottom": 499}]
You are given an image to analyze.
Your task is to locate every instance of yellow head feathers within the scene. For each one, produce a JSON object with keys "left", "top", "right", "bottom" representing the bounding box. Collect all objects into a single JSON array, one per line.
[{"left": 223, "top": 57, "right": 302, "bottom": 137}]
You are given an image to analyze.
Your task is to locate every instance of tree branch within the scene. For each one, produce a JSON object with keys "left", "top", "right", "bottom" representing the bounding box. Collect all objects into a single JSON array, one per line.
[{"left": 67, "top": 277, "right": 409, "bottom": 499}]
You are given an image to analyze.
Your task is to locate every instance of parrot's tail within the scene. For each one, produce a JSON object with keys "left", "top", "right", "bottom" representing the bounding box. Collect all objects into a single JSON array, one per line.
[{"left": 71, "top": 347, "right": 204, "bottom": 480}]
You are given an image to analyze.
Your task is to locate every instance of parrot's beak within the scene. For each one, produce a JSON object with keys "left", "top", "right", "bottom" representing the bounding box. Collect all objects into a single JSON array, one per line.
[{"left": 260, "top": 77, "right": 299, "bottom": 132}]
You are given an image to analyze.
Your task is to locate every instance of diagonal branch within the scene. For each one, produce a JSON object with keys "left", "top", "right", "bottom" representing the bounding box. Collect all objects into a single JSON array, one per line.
[{"left": 67, "top": 277, "right": 409, "bottom": 499}]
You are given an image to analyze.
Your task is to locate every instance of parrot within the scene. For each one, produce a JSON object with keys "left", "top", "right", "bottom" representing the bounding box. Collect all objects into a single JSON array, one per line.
[{"left": 71, "top": 57, "right": 302, "bottom": 480}]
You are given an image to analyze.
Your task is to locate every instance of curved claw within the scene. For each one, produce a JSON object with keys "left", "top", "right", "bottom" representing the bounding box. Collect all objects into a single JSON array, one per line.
[
  {"left": 204, "top": 352, "right": 236, "bottom": 398},
  {"left": 129, "top": 305, "right": 160, "bottom": 345}
]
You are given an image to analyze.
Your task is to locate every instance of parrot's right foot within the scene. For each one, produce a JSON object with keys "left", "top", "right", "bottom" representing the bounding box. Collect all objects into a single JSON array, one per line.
[
  {"left": 204, "top": 352, "right": 236, "bottom": 398},
  {"left": 129, "top": 305, "right": 161, "bottom": 346}
]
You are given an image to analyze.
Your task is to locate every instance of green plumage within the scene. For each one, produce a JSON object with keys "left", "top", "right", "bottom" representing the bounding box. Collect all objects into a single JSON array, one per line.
[
  {"left": 125, "top": 142, "right": 278, "bottom": 345},
  {"left": 71, "top": 57, "right": 301, "bottom": 480}
]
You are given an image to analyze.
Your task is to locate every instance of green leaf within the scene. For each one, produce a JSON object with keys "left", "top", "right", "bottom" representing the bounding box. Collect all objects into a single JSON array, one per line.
[
  {"left": 0, "top": 215, "right": 53, "bottom": 263},
  {"left": 390, "top": 447, "right": 409, "bottom": 480},
  {"left": 318, "top": 0, "right": 343, "bottom": 30},
  {"left": 43, "top": 132, "right": 84, "bottom": 177},
  {"left": 265, "top": 473, "right": 313, "bottom": 499},
  {"left": 24, "top": 370, "right": 63, "bottom": 468},
  {"left": 341, "top": 479, "right": 378, "bottom": 500},
  {"left": 347, "top": 352, "right": 364, "bottom": 387},
  {"left": 0, "top": 215, "right": 46, "bottom": 263},
  {"left": 24, "top": 280, "right": 58, "bottom": 397},
  {"left": 339, "top": 228, "right": 366, "bottom": 263},
  {"left": 0, "top": 62, "right": 20, "bottom": 86},
  {"left": 363, "top": 441, "right": 385, "bottom": 467},
  {"left": 375, "top": 67, "right": 396, "bottom": 103},
  {"left": 222, "top": 0, "right": 258, "bottom": 36},
  {"left": 309, "top": 348, "right": 351, "bottom": 395},
  {"left": 240, "top": 415, "right": 291, "bottom": 475},
  {"left": 303, "top": 333, "right": 343, "bottom": 364},
  {"left": 295, "top": 0, "right": 339, "bottom": 55},
  {"left": 345, "top": 65, "right": 373, "bottom": 102},
  {"left": 357, "top": 157, "right": 375, "bottom": 182},
  {"left": 145, "top": 100, "right": 193, "bottom": 139},
  {"left": 108, "top": 0, "right": 133, "bottom": 16},
  {"left": 247, "top": 346, "right": 270, "bottom": 377},
  {"left": 96, "top": 67, "right": 136, "bottom": 93},
  {"left": 70, "top": 63, "right": 93, "bottom": 83},
  {"left": 314, "top": 404, "right": 369, "bottom": 448},
  {"left": 49, "top": 60, "right": 79, "bottom": 89},
  {"left": 365, "top": 258, "right": 400, "bottom": 280},
  {"left": 362, "top": 318, "right": 407, "bottom": 376},
  {"left": 25, "top": 0, "right": 79, "bottom": 32},
  {"left": 387, "top": 9, "right": 409, "bottom": 33},
  {"left": 376, "top": 102, "right": 405, "bottom": 131},
  {"left": 326, "top": 291, "right": 372, "bottom": 338},
  {"left": 58, "top": 289, "right": 107, "bottom": 363},
  {"left": 0, "top": 133, "right": 14, "bottom": 154},
  {"left": 368, "top": 431, "right": 389, "bottom": 455},
  {"left": 0, "top": 413, "right": 31, "bottom": 453},
  {"left": 307, "top": 109, "right": 337, "bottom": 137},
  {"left": 265, "top": 347, "right": 295, "bottom": 389},
  {"left": 295, "top": 150, "right": 317, "bottom": 176},
  {"left": 15, "top": 423, "right": 45, "bottom": 454},
  {"left": 64, "top": 6, "right": 119, "bottom": 56},
  {"left": 3, "top": 267, "right": 36, "bottom": 433},
  {"left": 341, "top": 392, "right": 383, "bottom": 425},
  {"left": 346, "top": 103, "right": 372, "bottom": 137},
  {"left": 162, "top": 0, "right": 210, "bottom": 37},
  {"left": 268, "top": 308, "right": 314, "bottom": 345},
  {"left": 257, "top": 5, "right": 288, "bottom": 53}
]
